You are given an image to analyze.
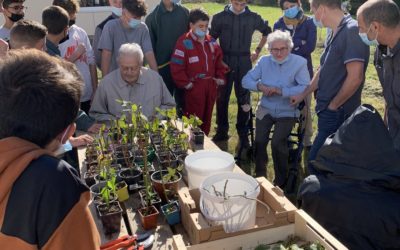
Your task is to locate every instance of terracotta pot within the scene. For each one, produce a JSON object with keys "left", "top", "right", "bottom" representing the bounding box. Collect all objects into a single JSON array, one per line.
[
  {"left": 151, "top": 170, "right": 182, "bottom": 202},
  {"left": 138, "top": 205, "right": 159, "bottom": 230}
]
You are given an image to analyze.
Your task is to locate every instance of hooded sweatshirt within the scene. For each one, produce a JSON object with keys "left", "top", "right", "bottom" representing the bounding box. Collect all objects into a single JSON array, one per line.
[{"left": 0, "top": 137, "right": 100, "bottom": 250}]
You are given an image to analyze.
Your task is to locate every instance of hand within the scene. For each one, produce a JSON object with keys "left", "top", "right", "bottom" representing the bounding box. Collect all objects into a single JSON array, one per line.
[
  {"left": 250, "top": 52, "right": 259, "bottom": 63},
  {"left": 327, "top": 103, "right": 338, "bottom": 111},
  {"left": 290, "top": 94, "right": 304, "bottom": 106},
  {"left": 213, "top": 78, "right": 225, "bottom": 86},
  {"left": 69, "top": 134, "right": 94, "bottom": 148},
  {"left": 75, "top": 43, "right": 86, "bottom": 56},
  {"left": 87, "top": 123, "right": 102, "bottom": 133},
  {"left": 185, "top": 82, "right": 193, "bottom": 90},
  {"left": 0, "top": 39, "right": 8, "bottom": 58}
]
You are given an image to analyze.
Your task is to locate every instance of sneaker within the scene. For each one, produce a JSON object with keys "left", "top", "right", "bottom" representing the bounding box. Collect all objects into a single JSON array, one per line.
[{"left": 212, "top": 132, "right": 229, "bottom": 142}]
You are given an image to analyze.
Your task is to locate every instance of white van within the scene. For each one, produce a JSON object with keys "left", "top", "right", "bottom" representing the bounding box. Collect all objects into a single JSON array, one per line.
[{"left": 1, "top": 0, "right": 159, "bottom": 37}]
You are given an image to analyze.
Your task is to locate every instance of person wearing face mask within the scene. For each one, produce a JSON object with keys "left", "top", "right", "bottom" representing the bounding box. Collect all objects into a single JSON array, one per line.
[
  {"left": 145, "top": 0, "right": 189, "bottom": 118},
  {"left": 93, "top": 0, "right": 122, "bottom": 67},
  {"left": 290, "top": 0, "right": 369, "bottom": 173},
  {"left": 53, "top": 0, "right": 99, "bottom": 115},
  {"left": 358, "top": 0, "right": 400, "bottom": 152},
  {"left": 242, "top": 30, "right": 310, "bottom": 187},
  {"left": 170, "top": 9, "right": 227, "bottom": 135},
  {"left": 210, "top": 0, "right": 271, "bottom": 156},
  {"left": 0, "top": 49, "right": 100, "bottom": 249},
  {"left": 274, "top": 0, "right": 317, "bottom": 165},
  {"left": 98, "top": 0, "right": 158, "bottom": 77},
  {"left": 0, "top": 0, "right": 25, "bottom": 41}
]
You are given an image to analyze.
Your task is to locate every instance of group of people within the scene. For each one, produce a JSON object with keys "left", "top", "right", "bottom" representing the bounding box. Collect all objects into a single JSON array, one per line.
[{"left": 0, "top": 0, "right": 399, "bottom": 248}]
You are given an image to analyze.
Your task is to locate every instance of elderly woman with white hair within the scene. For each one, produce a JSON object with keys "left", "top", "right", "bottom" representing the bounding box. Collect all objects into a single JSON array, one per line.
[{"left": 242, "top": 30, "right": 310, "bottom": 188}]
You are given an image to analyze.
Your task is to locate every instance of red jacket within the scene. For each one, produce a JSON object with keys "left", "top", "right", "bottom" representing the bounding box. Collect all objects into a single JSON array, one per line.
[{"left": 170, "top": 32, "right": 226, "bottom": 88}]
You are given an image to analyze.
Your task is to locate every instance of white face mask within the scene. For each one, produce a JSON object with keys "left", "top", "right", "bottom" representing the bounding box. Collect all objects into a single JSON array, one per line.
[{"left": 54, "top": 125, "right": 72, "bottom": 156}]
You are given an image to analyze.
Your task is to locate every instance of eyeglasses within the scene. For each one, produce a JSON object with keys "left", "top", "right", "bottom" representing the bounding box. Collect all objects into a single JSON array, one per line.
[
  {"left": 270, "top": 47, "right": 289, "bottom": 54},
  {"left": 7, "top": 5, "right": 27, "bottom": 11}
]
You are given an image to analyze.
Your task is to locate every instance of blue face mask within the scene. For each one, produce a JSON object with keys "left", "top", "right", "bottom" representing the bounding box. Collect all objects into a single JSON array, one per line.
[
  {"left": 111, "top": 7, "right": 122, "bottom": 17},
  {"left": 312, "top": 15, "right": 323, "bottom": 28},
  {"left": 194, "top": 28, "right": 206, "bottom": 38},
  {"left": 284, "top": 6, "right": 299, "bottom": 19},
  {"left": 359, "top": 32, "right": 378, "bottom": 46},
  {"left": 271, "top": 55, "right": 289, "bottom": 65},
  {"left": 128, "top": 18, "right": 141, "bottom": 29}
]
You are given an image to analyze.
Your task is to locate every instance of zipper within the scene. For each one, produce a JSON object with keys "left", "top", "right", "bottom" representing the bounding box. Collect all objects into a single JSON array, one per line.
[{"left": 201, "top": 42, "right": 209, "bottom": 72}]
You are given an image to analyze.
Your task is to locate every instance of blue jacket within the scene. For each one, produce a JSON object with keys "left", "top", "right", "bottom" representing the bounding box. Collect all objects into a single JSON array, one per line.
[
  {"left": 274, "top": 17, "right": 316, "bottom": 77},
  {"left": 242, "top": 54, "right": 310, "bottom": 118}
]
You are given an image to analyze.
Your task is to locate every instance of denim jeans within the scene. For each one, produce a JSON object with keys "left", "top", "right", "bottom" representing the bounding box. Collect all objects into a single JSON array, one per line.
[{"left": 308, "top": 108, "right": 345, "bottom": 173}]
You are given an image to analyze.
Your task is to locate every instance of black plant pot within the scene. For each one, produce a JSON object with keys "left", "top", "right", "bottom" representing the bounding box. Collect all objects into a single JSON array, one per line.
[
  {"left": 97, "top": 201, "right": 123, "bottom": 234},
  {"left": 118, "top": 168, "right": 142, "bottom": 193}
]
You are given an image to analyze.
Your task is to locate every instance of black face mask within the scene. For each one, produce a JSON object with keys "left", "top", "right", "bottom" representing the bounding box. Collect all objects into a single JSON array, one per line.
[
  {"left": 8, "top": 13, "right": 24, "bottom": 22},
  {"left": 69, "top": 19, "right": 76, "bottom": 26},
  {"left": 59, "top": 33, "right": 69, "bottom": 44}
]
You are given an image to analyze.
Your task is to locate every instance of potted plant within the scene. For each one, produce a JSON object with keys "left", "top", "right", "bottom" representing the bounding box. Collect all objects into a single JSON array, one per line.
[
  {"left": 151, "top": 164, "right": 183, "bottom": 202},
  {"left": 184, "top": 115, "right": 204, "bottom": 145},
  {"left": 137, "top": 137, "right": 159, "bottom": 230},
  {"left": 96, "top": 183, "right": 123, "bottom": 234},
  {"left": 161, "top": 200, "right": 181, "bottom": 225}
]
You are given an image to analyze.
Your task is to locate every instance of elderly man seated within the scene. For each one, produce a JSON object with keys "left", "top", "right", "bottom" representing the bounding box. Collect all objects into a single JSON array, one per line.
[
  {"left": 242, "top": 30, "right": 310, "bottom": 188},
  {"left": 90, "top": 43, "right": 175, "bottom": 121}
]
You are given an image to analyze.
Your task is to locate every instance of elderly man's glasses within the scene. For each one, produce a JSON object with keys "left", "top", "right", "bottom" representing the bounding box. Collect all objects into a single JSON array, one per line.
[
  {"left": 7, "top": 5, "right": 27, "bottom": 11},
  {"left": 270, "top": 47, "right": 288, "bottom": 54}
]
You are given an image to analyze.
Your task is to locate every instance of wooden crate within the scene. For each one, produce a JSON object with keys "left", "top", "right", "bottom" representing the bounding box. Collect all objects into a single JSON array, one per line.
[
  {"left": 177, "top": 177, "right": 297, "bottom": 245},
  {"left": 173, "top": 209, "right": 348, "bottom": 250}
]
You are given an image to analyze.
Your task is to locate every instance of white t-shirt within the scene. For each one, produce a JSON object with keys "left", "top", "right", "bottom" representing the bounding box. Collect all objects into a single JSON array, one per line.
[
  {"left": 0, "top": 26, "right": 10, "bottom": 41},
  {"left": 59, "top": 25, "right": 95, "bottom": 102}
]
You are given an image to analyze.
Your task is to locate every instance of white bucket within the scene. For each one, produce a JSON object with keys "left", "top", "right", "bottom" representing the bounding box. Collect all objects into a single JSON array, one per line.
[
  {"left": 185, "top": 150, "right": 235, "bottom": 189},
  {"left": 199, "top": 172, "right": 260, "bottom": 233}
]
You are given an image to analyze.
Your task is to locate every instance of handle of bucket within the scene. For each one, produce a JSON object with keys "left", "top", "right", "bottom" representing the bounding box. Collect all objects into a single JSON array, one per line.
[{"left": 199, "top": 196, "right": 244, "bottom": 222}]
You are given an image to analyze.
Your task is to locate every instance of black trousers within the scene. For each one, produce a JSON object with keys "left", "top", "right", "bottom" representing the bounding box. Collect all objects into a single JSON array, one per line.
[{"left": 254, "top": 114, "right": 296, "bottom": 187}]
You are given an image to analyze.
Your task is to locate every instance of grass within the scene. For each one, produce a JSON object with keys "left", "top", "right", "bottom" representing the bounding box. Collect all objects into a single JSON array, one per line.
[{"left": 182, "top": 2, "right": 385, "bottom": 183}]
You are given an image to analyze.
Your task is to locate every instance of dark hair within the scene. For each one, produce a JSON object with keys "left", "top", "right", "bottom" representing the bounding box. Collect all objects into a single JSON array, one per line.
[
  {"left": 52, "top": 0, "right": 80, "bottom": 15},
  {"left": 122, "top": 0, "right": 147, "bottom": 17},
  {"left": 189, "top": 8, "right": 209, "bottom": 24},
  {"left": 358, "top": 0, "right": 400, "bottom": 28},
  {"left": 42, "top": 5, "right": 69, "bottom": 35},
  {"left": 2, "top": 0, "right": 24, "bottom": 8},
  {"left": 10, "top": 20, "right": 47, "bottom": 49},
  {"left": 0, "top": 49, "right": 82, "bottom": 148},
  {"left": 310, "top": 0, "right": 341, "bottom": 9},
  {"left": 278, "top": 0, "right": 301, "bottom": 9}
]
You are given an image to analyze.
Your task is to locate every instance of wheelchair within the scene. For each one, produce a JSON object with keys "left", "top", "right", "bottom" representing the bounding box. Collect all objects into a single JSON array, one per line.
[{"left": 235, "top": 101, "right": 307, "bottom": 195}]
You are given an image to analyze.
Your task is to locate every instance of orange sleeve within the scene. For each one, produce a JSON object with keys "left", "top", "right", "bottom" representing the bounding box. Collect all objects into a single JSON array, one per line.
[{"left": 42, "top": 192, "right": 100, "bottom": 250}]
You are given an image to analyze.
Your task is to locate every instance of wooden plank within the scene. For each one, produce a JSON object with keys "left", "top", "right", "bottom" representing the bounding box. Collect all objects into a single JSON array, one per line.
[
  {"left": 173, "top": 210, "right": 347, "bottom": 250},
  {"left": 294, "top": 210, "right": 348, "bottom": 250}
]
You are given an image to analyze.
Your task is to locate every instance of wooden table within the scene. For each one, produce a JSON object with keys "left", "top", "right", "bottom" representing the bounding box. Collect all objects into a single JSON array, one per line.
[{"left": 77, "top": 127, "right": 242, "bottom": 249}]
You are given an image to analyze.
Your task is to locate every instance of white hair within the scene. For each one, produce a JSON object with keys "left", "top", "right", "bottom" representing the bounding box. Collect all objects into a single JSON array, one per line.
[
  {"left": 118, "top": 43, "right": 144, "bottom": 63},
  {"left": 266, "top": 30, "right": 294, "bottom": 50}
]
